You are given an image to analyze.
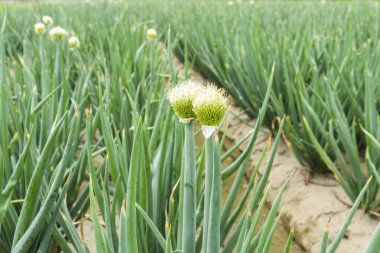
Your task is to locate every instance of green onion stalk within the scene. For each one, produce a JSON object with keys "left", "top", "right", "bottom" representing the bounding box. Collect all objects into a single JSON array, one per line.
[
  {"left": 34, "top": 22, "right": 49, "bottom": 146},
  {"left": 202, "top": 133, "right": 214, "bottom": 252},
  {"left": 147, "top": 28, "right": 157, "bottom": 95},
  {"left": 49, "top": 26, "right": 67, "bottom": 119},
  {"left": 182, "top": 122, "right": 197, "bottom": 253},
  {"left": 168, "top": 80, "right": 204, "bottom": 253},
  {"left": 193, "top": 84, "right": 227, "bottom": 253},
  {"left": 168, "top": 80, "right": 227, "bottom": 252},
  {"left": 126, "top": 119, "right": 143, "bottom": 253},
  {"left": 206, "top": 134, "right": 221, "bottom": 253},
  {"left": 67, "top": 35, "right": 81, "bottom": 104}
]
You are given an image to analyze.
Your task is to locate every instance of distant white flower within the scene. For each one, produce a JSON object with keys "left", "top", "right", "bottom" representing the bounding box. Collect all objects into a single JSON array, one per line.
[
  {"left": 68, "top": 36, "right": 80, "bottom": 50},
  {"left": 34, "top": 23, "right": 46, "bottom": 35},
  {"left": 146, "top": 28, "right": 157, "bottom": 41},
  {"left": 228, "top": 1, "right": 234, "bottom": 5},
  {"left": 42, "top": 16, "right": 54, "bottom": 25},
  {"left": 49, "top": 26, "right": 67, "bottom": 41}
]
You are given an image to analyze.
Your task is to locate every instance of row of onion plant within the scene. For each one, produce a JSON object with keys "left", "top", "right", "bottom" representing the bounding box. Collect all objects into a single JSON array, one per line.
[{"left": 151, "top": 0, "right": 380, "bottom": 210}]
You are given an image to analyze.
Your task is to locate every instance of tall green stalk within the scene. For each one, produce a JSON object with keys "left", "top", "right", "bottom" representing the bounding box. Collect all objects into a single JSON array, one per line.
[
  {"left": 126, "top": 120, "right": 143, "bottom": 253},
  {"left": 206, "top": 135, "right": 221, "bottom": 253},
  {"left": 202, "top": 134, "right": 215, "bottom": 252},
  {"left": 182, "top": 123, "right": 196, "bottom": 253},
  {"left": 38, "top": 35, "right": 48, "bottom": 146}
]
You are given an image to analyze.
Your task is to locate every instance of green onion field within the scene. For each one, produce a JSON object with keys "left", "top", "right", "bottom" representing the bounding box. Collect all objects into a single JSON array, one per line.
[{"left": 0, "top": 1, "right": 379, "bottom": 252}]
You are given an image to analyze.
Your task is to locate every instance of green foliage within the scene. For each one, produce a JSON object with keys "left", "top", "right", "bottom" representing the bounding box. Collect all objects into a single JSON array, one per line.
[
  {"left": 157, "top": 1, "right": 380, "bottom": 209},
  {"left": 0, "top": 2, "right": 166, "bottom": 251},
  {"left": 0, "top": 1, "right": 378, "bottom": 253}
]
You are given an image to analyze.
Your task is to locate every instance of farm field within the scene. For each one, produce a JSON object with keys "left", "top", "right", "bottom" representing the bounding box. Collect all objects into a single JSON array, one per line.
[{"left": 0, "top": 1, "right": 379, "bottom": 253}]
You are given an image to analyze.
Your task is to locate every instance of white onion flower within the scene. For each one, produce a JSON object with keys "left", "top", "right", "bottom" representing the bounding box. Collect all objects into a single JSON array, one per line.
[
  {"left": 34, "top": 23, "right": 46, "bottom": 35},
  {"left": 42, "top": 16, "right": 54, "bottom": 25},
  {"left": 146, "top": 28, "right": 157, "bottom": 41},
  {"left": 49, "top": 26, "right": 67, "bottom": 41},
  {"left": 68, "top": 36, "right": 80, "bottom": 50}
]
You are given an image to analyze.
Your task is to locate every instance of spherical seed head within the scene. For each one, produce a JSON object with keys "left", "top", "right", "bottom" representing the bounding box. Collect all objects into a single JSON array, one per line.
[
  {"left": 49, "top": 26, "right": 67, "bottom": 41},
  {"left": 147, "top": 28, "right": 157, "bottom": 41},
  {"left": 68, "top": 36, "right": 80, "bottom": 50},
  {"left": 42, "top": 16, "right": 53, "bottom": 25},
  {"left": 34, "top": 23, "right": 46, "bottom": 35},
  {"left": 168, "top": 80, "right": 203, "bottom": 121},
  {"left": 193, "top": 84, "right": 227, "bottom": 126}
]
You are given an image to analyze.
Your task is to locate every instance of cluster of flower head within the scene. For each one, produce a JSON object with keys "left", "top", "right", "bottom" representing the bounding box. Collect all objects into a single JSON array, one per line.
[
  {"left": 168, "top": 80, "right": 228, "bottom": 128},
  {"left": 34, "top": 15, "right": 80, "bottom": 50}
]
